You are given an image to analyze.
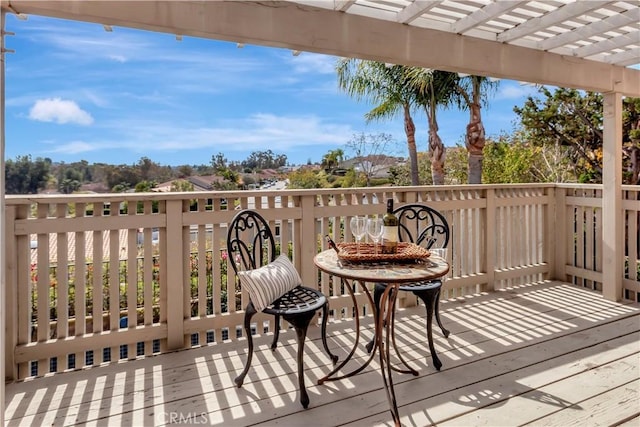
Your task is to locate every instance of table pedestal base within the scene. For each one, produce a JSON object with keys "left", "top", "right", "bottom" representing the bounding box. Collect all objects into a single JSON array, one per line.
[{"left": 317, "top": 280, "right": 419, "bottom": 427}]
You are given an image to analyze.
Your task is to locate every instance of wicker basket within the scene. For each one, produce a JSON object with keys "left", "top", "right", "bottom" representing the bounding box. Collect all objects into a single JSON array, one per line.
[{"left": 336, "top": 242, "right": 430, "bottom": 263}]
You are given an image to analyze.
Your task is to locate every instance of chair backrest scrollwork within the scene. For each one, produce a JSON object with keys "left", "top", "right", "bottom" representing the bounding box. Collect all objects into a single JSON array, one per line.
[
  {"left": 227, "top": 210, "right": 277, "bottom": 274},
  {"left": 395, "top": 204, "right": 450, "bottom": 250}
]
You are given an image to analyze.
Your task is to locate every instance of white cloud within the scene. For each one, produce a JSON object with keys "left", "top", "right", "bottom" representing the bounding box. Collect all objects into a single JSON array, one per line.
[
  {"left": 29, "top": 98, "right": 94, "bottom": 125},
  {"left": 48, "top": 141, "right": 97, "bottom": 154},
  {"left": 290, "top": 53, "right": 338, "bottom": 74},
  {"left": 108, "top": 54, "right": 127, "bottom": 63},
  {"left": 101, "top": 113, "right": 355, "bottom": 154},
  {"left": 497, "top": 84, "right": 539, "bottom": 100},
  {"left": 81, "top": 90, "right": 110, "bottom": 108}
]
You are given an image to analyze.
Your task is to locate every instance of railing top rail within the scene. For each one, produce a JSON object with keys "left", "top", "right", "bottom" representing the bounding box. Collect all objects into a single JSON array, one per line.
[
  {"left": 555, "top": 183, "right": 603, "bottom": 190},
  {"left": 5, "top": 183, "right": 559, "bottom": 205}
]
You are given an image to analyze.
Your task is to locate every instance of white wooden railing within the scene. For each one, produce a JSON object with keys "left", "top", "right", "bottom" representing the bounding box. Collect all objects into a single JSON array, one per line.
[{"left": 4, "top": 184, "right": 638, "bottom": 380}]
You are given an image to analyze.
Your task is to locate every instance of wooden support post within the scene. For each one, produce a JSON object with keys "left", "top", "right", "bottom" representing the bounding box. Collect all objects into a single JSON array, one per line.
[{"left": 602, "top": 92, "right": 623, "bottom": 301}]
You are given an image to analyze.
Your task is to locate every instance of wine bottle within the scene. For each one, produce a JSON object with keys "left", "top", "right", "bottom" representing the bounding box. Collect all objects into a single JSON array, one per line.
[
  {"left": 325, "top": 235, "right": 340, "bottom": 253},
  {"left": 381, "top": 198, "right": 398, "bottom": 254}
]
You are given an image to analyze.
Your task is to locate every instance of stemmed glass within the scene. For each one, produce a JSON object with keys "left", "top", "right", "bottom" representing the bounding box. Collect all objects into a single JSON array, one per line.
[
  {"left": 349, "top": 216, "right": 367, "bottom": 254},
  {"left": 430, "top": 248, "right": 448, "bottom": 261},
  {"left": 367, "top": 217, "right": 384, "bottom": 255}
]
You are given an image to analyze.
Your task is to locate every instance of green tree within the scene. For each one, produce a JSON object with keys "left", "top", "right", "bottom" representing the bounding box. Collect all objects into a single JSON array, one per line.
[
  {"left": 484, "top": 131, "right": 577, "bottom": 183},
  {"left": 442, "top": 145, "right": 469, "bottom": 185},
  {"left": 135, "top": 180, "right": 158, "bottom": 192},
  {"left": 57, "top": 166, "right": 83, "bottom": 194},
  {"left": 5, "top": 155, "right": 51, "bottom": 194},
  {"left": 241, "top": 175, "right": 257, "bottom": 189},
  {"left": 388, "top": 152, "right": 433, "bottom": 186},
  {"left": 58, "top": 178, "right": 81, "bottom": 194},
  {"left": 193, "top": 164, "right": 215, "bottom": 175},
  {"left": 211, "top": 153, "right": 240, "bottom": 190},
  {"left": 177, "top": 165, "right": 193, "bottom": 178},
  {"left": 514, "top": 88, "right": 608, "bottom": 183},
  {"left": 219, "top": 169, "right": 239, "bottom": 186},
  {"left": 623, "top": 97, "right": 640, "bottom": 184},
  {"left": 321, "top": 148, "right": 344, "bottom": 173},
  {"left": 137, "top": 157, "right": 156, "bottom": 181},
  {"left": 287, "top": 168, "right": 323, "bottom": 189},
  {"left": 241, "top": 150, "right": 287, "bottom": 170},
  {"left": 482, "top": 138, "right": 540, "bottom": 183},
  {"left": 337, "top": 59, "right": 421, "bottom": 185},
  {"left": 171, "top": 179, "right": 195, "bottom": 192},
  {"left": 212, "top": 152, "right": 228, "bottom": 172},
  {"left": 112, "top": 182, "right": 131, "bottom": 193},
  {"left": 105, "top": 164, "right": 140, "bottom": 190},
  {"left": 90, "top": 163, "right": 111, "bottom": 187}
]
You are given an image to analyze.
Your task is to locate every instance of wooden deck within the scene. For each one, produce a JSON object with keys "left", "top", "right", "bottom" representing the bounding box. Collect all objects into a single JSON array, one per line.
[{"left": 5, "top": 281, "right": 640, "bottom": 426}]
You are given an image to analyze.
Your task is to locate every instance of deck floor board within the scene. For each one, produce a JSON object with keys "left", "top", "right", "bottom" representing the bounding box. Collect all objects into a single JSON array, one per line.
[{"left": 5, "top": 281, "right": 639, "bottom": 426}]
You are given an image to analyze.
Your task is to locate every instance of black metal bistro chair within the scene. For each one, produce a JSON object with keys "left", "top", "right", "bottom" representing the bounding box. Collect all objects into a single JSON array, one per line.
[
  {"left": 227, "top": 209, "right": 338, "bottom": 408},
  {"left": 368, "top": 203, "right": 450, "bottom": 370}
]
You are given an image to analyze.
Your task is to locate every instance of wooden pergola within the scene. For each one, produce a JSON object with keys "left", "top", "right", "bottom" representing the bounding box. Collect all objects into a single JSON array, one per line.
[{"left": 1, "top": 1, "right": 639, "bottom": 423}]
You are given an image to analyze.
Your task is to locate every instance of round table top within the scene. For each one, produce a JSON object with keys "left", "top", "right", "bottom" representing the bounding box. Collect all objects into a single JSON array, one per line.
[{"left": 314, "top": 249, "right": 450, "bottom": 283}]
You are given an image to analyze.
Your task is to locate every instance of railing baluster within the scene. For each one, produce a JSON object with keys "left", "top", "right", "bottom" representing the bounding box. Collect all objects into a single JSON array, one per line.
[
  {"left": 127, "top": 204, "right": 138, "bottom": 334},
  {"left": 35, "top": 203, "right": 49, "bottom": 376},
  {"left": 109, "top": 203, "right": 120, "bottom": 361},
  {"left": 92, "top": 202, "right": 105, "bottom": 364},
  {"left": 73, "top": 202, "right": 87, "bottom": 370},
  {"left": 56, "top": 203, "right": 69, "bottom": 372},
  {"left": 142, "top": 200, "right": 154, "bottom": 355},
  {"left": 196, "top": 222, "right": 207, "bottom": 322}
]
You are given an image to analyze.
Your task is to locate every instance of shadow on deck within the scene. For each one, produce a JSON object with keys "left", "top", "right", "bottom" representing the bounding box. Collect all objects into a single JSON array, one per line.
[{"left": 5, "top": 281, "right": 640, "bottom": 426}]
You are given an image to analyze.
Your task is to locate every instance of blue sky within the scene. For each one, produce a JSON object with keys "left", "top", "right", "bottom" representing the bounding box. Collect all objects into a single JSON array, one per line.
[{"left": 5, "top": 14, "right": 541, "bottom": 167}]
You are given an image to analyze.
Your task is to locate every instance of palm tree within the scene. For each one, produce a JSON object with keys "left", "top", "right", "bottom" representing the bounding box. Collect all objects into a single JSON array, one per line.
[
  {"left": 336, "top": 59, "right": 421, "bottom": 185},
  {"left": 453, "top": 75, "right": 498, "bottom": 184},
  {"left": 321, "top": 148, "right": 344, "bottom": 172},
  {"left": 321, "top": 152, "right": 333, "bottom": 172},
  {"left": 406, "top": 69, "right": 458, "bottom": 185}
]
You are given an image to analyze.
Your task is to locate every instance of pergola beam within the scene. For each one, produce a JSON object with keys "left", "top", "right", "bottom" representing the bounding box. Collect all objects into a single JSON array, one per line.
[{"left": 4, "top": 0, "right": 639, "bottom": 96}]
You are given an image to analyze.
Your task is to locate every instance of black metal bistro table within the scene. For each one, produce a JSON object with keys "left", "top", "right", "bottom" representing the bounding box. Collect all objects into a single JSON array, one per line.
[{"left": 313, "top": 249, "right": 449, "bottom": 426}]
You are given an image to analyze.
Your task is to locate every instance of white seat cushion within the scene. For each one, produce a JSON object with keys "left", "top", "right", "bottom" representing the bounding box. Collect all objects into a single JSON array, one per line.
[{"left": 238, "top": 254, "right": 302, "bottom": 311}]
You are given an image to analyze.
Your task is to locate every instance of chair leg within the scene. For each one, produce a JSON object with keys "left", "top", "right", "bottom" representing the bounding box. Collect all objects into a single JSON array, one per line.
[
  {"left": 414, "top": 289, "right": 442, "bottom": 371},
  {"left": 433, "top": 289, "right": 450, "bottom": 338},
  {"left": 235, "top": 303, "right": 258, "bottom": 388},
  {"left": 321, "top": 302, "right": 339, "bottom": 365},
  {"left": 271, "top": 314, "right": 281, "bottom": 350},
  {"left": 286, "top": 312, "right": 316, "bottom": 409},
  {"left": 366, "top": 283, "right": 385, "bottom": 354}
]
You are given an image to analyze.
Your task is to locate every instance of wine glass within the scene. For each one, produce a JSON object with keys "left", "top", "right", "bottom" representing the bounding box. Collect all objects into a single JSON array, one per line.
[
  {"left": 430, "top": 247, "right": 448, "bottom": 262},
  {"left": 349, "top": 216, "right": 367, "bottom": 254},
  {"left": 367, "top": 217, "right": 384, "bottom": 255}
]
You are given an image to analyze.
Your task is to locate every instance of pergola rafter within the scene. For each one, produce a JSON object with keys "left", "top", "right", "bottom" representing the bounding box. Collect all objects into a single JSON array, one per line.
[{"left": 539, "top": 9, "right": 639, "bottom": 51}]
